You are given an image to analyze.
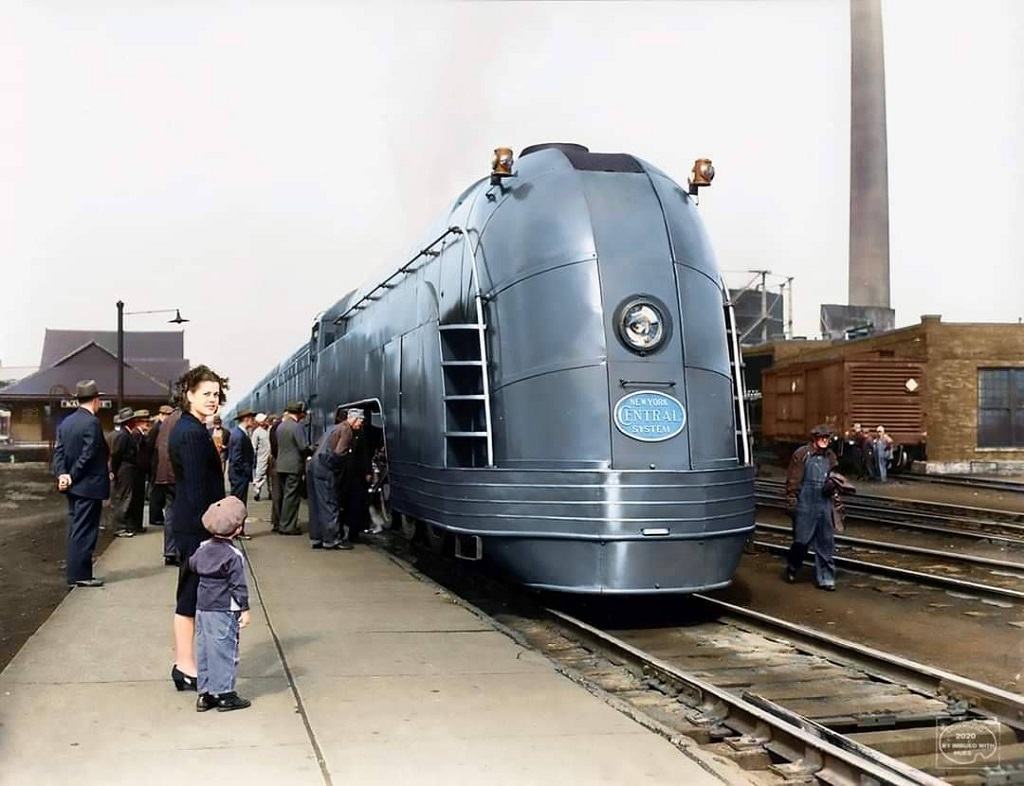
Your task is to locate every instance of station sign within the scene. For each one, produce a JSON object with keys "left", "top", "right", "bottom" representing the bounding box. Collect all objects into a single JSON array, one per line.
[{"left": 61, "top": 399, "right": 113, "bottom": 409}]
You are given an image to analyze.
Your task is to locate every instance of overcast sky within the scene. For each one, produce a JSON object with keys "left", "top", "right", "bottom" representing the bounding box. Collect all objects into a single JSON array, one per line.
[{"left": 2, "top": 0, "right": 1021, "bottom": 401}]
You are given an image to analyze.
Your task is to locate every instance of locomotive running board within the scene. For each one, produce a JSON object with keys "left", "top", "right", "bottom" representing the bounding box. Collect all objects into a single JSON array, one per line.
[{"left": 454, "top": 534, "right": 483, "bottom": 561}]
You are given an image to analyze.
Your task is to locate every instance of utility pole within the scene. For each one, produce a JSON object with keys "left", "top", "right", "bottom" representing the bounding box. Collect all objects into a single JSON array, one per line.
[
  {"left": 759, "top": 270, "right": 769, "bottom": 344},
  {"left": 785, "top": 277, "right": 794, "bottom": 339},
  {"left": 116, "top": 300, "right": 125, "bottom": 411}
]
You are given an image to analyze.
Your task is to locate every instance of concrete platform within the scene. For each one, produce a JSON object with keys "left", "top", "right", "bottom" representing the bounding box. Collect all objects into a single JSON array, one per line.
[{"left": 0, "top": 503, "right": 753, "bottom": 785}]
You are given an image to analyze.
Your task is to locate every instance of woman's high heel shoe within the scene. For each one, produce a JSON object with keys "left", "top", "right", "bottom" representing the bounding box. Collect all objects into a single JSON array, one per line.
[{"left": 171, "top": 665, "right": 198, "bottom": 692}]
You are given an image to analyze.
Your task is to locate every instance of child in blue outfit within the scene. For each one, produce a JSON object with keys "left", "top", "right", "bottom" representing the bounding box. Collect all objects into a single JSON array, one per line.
[{"left": 188, "top": 496, "right": 252, "bottom": 712}]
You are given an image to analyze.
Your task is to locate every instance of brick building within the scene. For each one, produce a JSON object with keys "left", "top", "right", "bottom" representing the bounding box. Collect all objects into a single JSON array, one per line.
[
  {"left": 745, "top": 315, "right": 1024, "bottom": 473},
  {"left": 0, "top": 330, "right": 188, "bottom": 445}
]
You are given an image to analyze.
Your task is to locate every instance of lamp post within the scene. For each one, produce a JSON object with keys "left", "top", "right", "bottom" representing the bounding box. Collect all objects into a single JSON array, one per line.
[{"left": 116, "top": 302, "right": 189, "bottom": 410}]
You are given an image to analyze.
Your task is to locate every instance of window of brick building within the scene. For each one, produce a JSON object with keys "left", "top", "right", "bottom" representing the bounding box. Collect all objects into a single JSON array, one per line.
[{"left": 977, "top": 368, "right": 1024, "bottom": 448}]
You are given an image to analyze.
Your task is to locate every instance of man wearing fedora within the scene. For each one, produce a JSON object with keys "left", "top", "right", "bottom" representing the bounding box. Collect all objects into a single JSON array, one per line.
[
  {"left": 51, "top": 380, "right": 111, "bottom": 587},
  {"left": 275, "top": 401, "right": 310, "bottom": 536},
  {"left": 126, "top": 410, "right": 151, "bottom": 534},
  {"left": 227, "top": 408, "right": 257, "bottom": 539},
  {"left": 110, "top": 406, "right": 143, "bottom": 538}
]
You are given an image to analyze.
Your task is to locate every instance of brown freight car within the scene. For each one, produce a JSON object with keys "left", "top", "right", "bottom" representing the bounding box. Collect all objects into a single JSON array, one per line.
[{"left": 761, "top": 357, "right": 927, "bottom": 469}]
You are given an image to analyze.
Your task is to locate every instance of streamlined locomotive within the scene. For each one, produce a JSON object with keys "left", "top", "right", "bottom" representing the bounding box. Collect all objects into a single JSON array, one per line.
[{"left": 235, "top": 143, "right": 755, "bottom": 593}]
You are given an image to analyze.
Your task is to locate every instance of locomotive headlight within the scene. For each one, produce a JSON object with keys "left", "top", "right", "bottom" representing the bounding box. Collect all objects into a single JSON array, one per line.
[{"left": 618, "top": 300, "right": 666, "bottom": 352}]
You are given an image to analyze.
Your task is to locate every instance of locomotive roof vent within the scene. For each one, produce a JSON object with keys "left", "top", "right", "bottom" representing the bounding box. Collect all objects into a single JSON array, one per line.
[
  {"left": 521, "top": 142, "right": 590, "bottom": 157},
  {"left": 521, "top": 142, "right": 642, "bottom": 174}
]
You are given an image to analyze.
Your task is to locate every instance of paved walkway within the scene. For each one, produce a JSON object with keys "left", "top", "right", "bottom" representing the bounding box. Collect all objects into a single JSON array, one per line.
[{"left": 0, "top": 504, "right": 752, "bottom": 785}]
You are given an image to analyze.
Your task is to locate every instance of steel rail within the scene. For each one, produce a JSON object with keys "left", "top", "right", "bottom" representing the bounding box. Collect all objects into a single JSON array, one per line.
[
  {"left": 545, "top": 608, "right": 947, "bottom": 786},
  {"left": 753, "top": 540, "right": 1024, "bottom": 602},
  {"left": 693, "top": 594, "right": 1024, "bottom": 731},
  {"left": 900, "top": 474, "right": 1024, "bottom": 494},
  {"left": 755, "top": 479, "right": 1024, "bottom": 526},
  {"left": 755, "top": 521, "right": 1024, "bottom": 571},
  {"left": 760, "top": 505, "right": 1024, "bottom": 548}
]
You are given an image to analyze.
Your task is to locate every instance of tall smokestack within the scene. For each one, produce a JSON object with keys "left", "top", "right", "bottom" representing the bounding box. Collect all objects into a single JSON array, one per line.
[{"left": 849, "top": 0, "right": 890, "bottom": 308}]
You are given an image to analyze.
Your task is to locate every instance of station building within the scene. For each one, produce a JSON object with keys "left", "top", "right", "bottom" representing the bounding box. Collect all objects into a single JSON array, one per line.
[
  {"left": 0, "top": 330, "right": 187, "bottom": 446},
  {"left": 744, "top": 315, "right": 1024, "bottom": 474}
]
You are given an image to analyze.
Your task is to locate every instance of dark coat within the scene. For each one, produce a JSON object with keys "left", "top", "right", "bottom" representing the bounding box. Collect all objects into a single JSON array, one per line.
[
  {"left": 143, "top": 421, "right": 161, "bottom": 477},
  {"left": 169, "top": 411, "right": 225, "bottom": 536},
  {"left": 154, "top": 410, "right": 182, "bottom": 485},
  {"left": 110, "top": 428, "right": 138, "bottom": 476},
  {"left": 227, "top": 425, "right": 255, "bottom": 485},
  {"left": 785, "top": 442, "right": 845, "bottom": 527},
  {"left": 52, "top": 407, "right": 111, "bottom": 500}
]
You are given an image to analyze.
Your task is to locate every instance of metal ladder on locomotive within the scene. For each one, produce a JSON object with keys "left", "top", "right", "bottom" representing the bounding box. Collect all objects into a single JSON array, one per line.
[{"left": 438, "top": 226, "right": 494, "bottom": 469}]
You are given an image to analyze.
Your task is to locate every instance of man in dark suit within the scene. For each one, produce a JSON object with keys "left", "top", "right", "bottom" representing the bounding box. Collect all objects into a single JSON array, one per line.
[
  {"left": 110, "top": 406, "right": 141, "bottom": 538},
  {"left": 52, "top": 380, "right": 111, "bottom": 587},
  {"left": 227, "top": 408, "right": 257, "bottom": 539}
]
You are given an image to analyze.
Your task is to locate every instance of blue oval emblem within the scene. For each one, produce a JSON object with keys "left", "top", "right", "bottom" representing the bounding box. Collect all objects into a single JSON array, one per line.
[{"left": 613, "top": 390, "right": 687, "bottom": 442}]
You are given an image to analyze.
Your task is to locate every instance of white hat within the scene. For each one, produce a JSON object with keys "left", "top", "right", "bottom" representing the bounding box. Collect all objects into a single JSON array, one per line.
[
  {"left": 255, "top": 413, "right": 267, "bottom": 423},
  {"left": 347, "top": 408, "right": 365, "bottom": 421}
]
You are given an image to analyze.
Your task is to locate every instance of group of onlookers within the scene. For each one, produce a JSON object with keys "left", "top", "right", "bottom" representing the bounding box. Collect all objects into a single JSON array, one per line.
[
  {"left": 53, "top": 368, "right": 380, "bottom": 714},
  {"left": 844, "top": 423, "right": 895, "bottom": 482},
  {"left": 106, "top": 404, "right": 175, "bottom": 540}
]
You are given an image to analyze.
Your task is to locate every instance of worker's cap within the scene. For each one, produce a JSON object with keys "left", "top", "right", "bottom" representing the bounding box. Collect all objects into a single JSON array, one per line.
[
  {"left": 347, "top": 408, "right": 365, "bottom": 421},
  {"left": 810, "top": 424, "right": 833, "bottom": 438}
]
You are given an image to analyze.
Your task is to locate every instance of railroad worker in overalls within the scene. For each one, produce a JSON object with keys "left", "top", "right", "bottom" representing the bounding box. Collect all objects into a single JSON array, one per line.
[
  {"left": 307, "top": 411, "right": 354, "bottom": 551},
  {"left": 783, "top": 424, "right": 842, "bottom": 591}
]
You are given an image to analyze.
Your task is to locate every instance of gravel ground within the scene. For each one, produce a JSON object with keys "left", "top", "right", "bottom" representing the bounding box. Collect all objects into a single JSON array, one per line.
[{"left": 0, "top": 463, "right": 114, "bottom": 671}]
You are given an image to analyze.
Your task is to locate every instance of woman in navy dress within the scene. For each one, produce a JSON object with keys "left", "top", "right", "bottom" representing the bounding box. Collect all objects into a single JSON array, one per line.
[{"left": 168, "top": 365, "right": 228, "bottom": 691}]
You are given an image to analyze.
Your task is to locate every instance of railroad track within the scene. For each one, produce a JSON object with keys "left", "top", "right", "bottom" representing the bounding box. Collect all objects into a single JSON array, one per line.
[
  {"left": 900, "top": 474, "right": 1024, "bottom": 495},
  {"left": 753, "top": 523, "right": 1024, "bottom": 603},
  {"left": 533, "top": 600, "right": 1024, "bottom": 785},
  {"left": 755, "top": 479, "right": 1024, "bottom": 542},
  {"left": 384, "top": 534, "right": 1024, "bottom": 785}
]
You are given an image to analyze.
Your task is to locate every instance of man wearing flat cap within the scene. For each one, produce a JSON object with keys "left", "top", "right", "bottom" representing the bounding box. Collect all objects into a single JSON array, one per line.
[
  {"left": 275, "top": 401, "right": 310, "bottom": 535},
  {"left": 227, "top": 409, "right": 257, "bottom": 538},
  {"left": 51, "top": 380, "right": 111, "bottom": 587},
  {"left": 307, "top": 409, "right": 360, "bottom": 550},
  {"left": 334, "top": 408, "right": 370, "bottom": 546},
  {"left": 783, "top": 424, "right": 844, "bottom": 591}
]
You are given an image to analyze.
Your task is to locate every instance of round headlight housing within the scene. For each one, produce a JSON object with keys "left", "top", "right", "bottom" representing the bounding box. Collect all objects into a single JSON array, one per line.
[{"left": 618, "top": 299, "right": 667, "bottom": 353}]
